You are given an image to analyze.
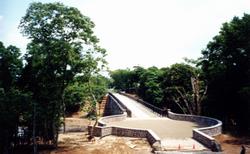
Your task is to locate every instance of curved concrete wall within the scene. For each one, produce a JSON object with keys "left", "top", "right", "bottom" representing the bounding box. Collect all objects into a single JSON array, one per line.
[
  {"left": 98, "top": 113, "right": 127, "bottom": 126},
  {"left": 167, "top": 110, "right": 222, "bottom": 151},
  {"left": 98, "top": 93, "right": 131, "bottom": 126},
  {"left": 167, "top": 110, "right": 222, "bottom": 135}
]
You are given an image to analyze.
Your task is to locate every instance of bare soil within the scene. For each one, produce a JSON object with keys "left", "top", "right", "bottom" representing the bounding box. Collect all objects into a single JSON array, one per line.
[
  {"left": 39, "top": 97, "right": 152, "bottom": 154},
  {"left": 215, "top": 134, "right": 250, "bottom": 154},
  {"left": 40, "top": 133, "right": 152, "bottom": 154}
]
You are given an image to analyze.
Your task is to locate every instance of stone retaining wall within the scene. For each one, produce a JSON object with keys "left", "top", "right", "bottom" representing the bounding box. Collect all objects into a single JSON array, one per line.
[
  {"left": 109, "top": 92, "right": 132, "bottom": 117},
  {"left": 88, "top": 125, "right": 161, "bottom": 146},
  {"left": 167, "top": 109, "right": 222, "bottom": 151},
  {"left": 103, "top": 94, "right": 126, "bottom": 116}
]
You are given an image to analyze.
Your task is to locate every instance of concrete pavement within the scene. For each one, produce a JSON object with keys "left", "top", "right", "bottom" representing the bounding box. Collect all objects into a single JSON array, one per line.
[{"left": 112, "top": 93, "right": 158, "bottom": 118}]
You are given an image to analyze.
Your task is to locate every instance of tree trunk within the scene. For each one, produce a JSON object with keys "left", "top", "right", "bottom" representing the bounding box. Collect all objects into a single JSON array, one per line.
[
  {"left": 32, "top": 101, "right": 37, "bottom": 154},
  {"left": 88, "top": 80, "right": 100, "bottom": 140},
  {"left": 62, "top": 94, "right": 66, "bottom": 133}
]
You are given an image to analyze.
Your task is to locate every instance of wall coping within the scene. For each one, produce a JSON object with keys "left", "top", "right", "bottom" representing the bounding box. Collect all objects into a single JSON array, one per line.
[
  {"left": 88, "top": 125, "right": 161, "bottom": 146},
  {"left": 193, "top": 129, "right": 214, "bottom": 141},
  {"left": 109, "top": 92, "right": 132, "bottom": 117},
  {"left": 167, "top": 110, "right": 222, "bottom": 151},
  {"left": 168, "top": 110, "right": 222, "bottom": 127},
  {"left": 119, "top": 92, "right": 167, "bottom": 116},
  {"left": 98, "top": 112, "right": 127, "bottom": 126},
  {"left": 167, "top": 110, "right": 222, "bottom": 135},
  {"left": 108, "top": 93, "right": 127, "bottom": 113}
]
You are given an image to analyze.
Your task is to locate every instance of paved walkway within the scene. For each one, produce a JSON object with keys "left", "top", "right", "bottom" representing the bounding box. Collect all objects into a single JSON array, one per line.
[
  {"left": 109, "top": 93, "right": 208, "bottom": 151},
  {"left": 109, "top": 118, "right": 200, "bottom": 138},
  {"left": 112, "top": 93, "right": 158, "bottom": 118}
]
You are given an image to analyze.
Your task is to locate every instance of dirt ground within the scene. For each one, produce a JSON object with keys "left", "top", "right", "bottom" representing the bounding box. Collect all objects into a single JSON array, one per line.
[
  {"left": 40, "top": 133, "right": 152, "bottom": 154},
  {"left": 39, "top": 101, "right": 152, "bottom": 154},
  {"left": 215, "top": 134, "right": 250, "bottom": 154}
]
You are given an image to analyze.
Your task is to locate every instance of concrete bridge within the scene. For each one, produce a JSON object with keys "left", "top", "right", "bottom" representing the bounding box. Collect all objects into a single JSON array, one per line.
[{"left": 90, "top": 92, "right": 223, "bottom": 153}]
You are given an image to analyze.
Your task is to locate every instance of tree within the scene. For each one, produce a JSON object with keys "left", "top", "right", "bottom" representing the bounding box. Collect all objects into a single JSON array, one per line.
[
  {"left": 137, "top": 66, "right": 163, "bottom": 105},
  {"left": 161, "top": 63, "right": 205, "bottom": 114},
  {"left": 110, "top": 69, "right": 133, "bottom": 92},
  {"left": 64, "top": 75, "right": 109, "bottom": 114},
  {"left": 199, "top": 14, "right": 250, "bottom": 133},
  {"left": 110, "top": 66, "right": 163, "bottom": 105},
  {"left": 19, "top": 2, "right": 106, "bottom": 147},
  {"left": 0, "top": 43, "right": 22, "bottom": 92},
  {"left": 0, "top": 42, "right": 31, "bottom": 154}
]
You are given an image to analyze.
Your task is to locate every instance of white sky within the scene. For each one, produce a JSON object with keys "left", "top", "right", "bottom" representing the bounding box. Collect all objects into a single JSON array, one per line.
[{"left": 1, "top": 0, "right": 250, "bottom": 70}]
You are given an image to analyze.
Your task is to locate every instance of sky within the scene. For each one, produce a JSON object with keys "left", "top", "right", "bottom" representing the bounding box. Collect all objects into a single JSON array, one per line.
[{"left": 1, "top": 0, "right": 250, "bottom": 70}]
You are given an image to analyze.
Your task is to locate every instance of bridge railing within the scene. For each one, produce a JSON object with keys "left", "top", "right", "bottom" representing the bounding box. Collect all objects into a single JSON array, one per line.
[
  {"left": 167, "top": 109, "right": 222, "bottom": 152},
  {"left": 119, "top": 92, "right": 168, "bottom": 116},
  {"left": 108, "top": 92, "right": 132, "bottom": 117}
]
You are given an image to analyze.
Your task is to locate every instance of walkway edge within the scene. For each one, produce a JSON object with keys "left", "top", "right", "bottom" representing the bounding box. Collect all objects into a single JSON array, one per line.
[{"left": 168, "top": 110, "right": 222, "bottom": 152}]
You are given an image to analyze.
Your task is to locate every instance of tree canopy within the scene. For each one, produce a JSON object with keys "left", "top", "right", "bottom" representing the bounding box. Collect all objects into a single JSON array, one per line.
[
  {"left": 199, "top": 14, "right": 250, "bottom": 133},
  {"left": 0, "top": 2, "right": 108, "bottom": 153},
  {"left": 110, "top": 64, "right": 201, "bottom": 112}
]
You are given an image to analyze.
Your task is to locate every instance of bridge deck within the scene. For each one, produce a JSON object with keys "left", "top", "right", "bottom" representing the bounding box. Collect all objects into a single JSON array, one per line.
[
  {"left": 112, "top": 93, "right": 158, "bottom": 118},
  {"left": 109, "top": 93, "right": 208, "bottom": 151},
  {"left": 109, "top": 118, "right": 201, "bottom": 139}
]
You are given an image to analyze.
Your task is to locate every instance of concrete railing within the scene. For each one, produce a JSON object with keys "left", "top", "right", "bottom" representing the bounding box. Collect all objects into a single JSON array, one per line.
[
  {"left": 167, "top": 110, "right": 222, "bottom": 151},
  {"left": 98, "top": 93, "right": 129, "bottom": 126},
  {"left": 119, "top": 92, "right": 168, "bottom": 116},
  {"left": 108, "top": 92, "right": 132, "bottom": 117},
  {"left": 98, "top": 112, "right": 127, "bottom": 126}
]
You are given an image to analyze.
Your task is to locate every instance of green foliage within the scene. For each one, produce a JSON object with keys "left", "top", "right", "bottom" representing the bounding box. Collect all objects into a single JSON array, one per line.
[
  {"left": 0, "top": 42, "right": 32, "bottom": 153},
  {"left": 64, "top": 75, "right": 109, "bottom": 113},
  {"left": 0, "top": 2, "right": 108, "bottom": 152},
  {"left": 199, "top": 14, "right": 250, "bottom": 133},
  {"left": 162, "top": 64, "right": 196, "bottom": 91},
  {"left": 160, "top": 64, "right": 205, "bottom": 114},
  {"left": 18, "top": 1, "right": 107, "bottom": 146},
  {"left": 110, "top": 64, "right": 201, "bottom": 110},
  {"left": 110, "top": 69, "right": 133, "bottom": 91},
  {"left": 0, "top": 42, "right": 23, "bottom": 92},
  {"left": 137, "top": 67, "right": 163, "bottom": 105},
  {"left": 64, "top": 82, "right": 85, "bottom": 109}
]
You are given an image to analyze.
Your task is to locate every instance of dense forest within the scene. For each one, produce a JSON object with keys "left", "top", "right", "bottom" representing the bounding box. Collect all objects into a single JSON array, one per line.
[
  {"left": 0, "top": 2, "right": 108, "bottom": 154},
  {"left": 110, "top": 14, "right": 250, "bottom": 135}
]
